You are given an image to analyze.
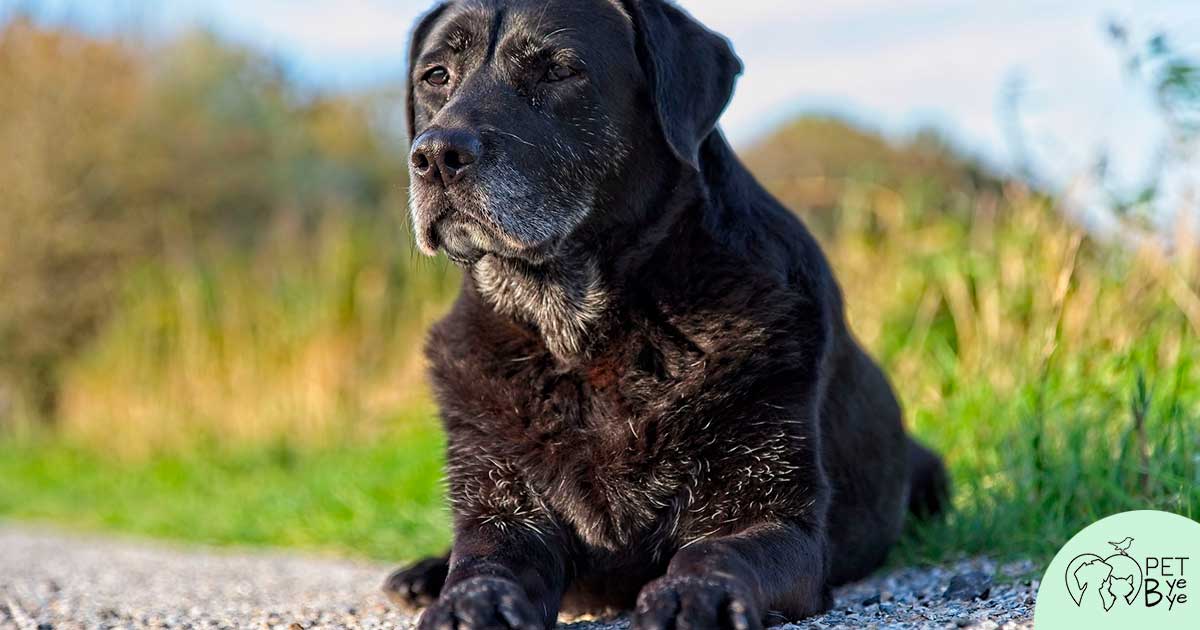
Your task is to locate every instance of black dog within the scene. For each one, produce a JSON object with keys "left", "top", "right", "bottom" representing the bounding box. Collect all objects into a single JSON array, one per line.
[{"left": 385, "top": 1, "right": 948, "bottom": 628}]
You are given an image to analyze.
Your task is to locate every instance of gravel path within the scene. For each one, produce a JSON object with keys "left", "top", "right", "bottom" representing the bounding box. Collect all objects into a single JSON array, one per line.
[{"left": 0, "top": 524, "right": 1036, "bottom": 630}]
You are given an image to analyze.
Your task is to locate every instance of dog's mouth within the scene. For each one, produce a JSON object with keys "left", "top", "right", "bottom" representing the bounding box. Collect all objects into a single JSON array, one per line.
[{"left": 413, "top": 192, "right": 558, "bottom": 266}]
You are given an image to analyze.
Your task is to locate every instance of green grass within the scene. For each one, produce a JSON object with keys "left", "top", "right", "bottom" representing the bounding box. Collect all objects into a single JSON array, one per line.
[
  {"left": 0, "top": 420, "right": 451, "bottom": 562},
  {"left": 896, "top": 355, "right": 1200, "bottom": 565}
]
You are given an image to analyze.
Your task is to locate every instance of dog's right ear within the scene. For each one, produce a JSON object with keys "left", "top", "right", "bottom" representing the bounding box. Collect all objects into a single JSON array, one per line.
[
  {"left": 622, "top": 0, "right": 743, "bottom": 170},
  {"left": 406, "top": 2, "right": 450, "bottom": 143}
]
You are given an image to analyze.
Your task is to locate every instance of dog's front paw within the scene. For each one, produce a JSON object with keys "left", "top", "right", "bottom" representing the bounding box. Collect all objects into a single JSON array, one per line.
[
  {"left": 632, "top": 576, "right": 762, "bottom": 630},
  {"left": 418, "top": 576, "right": 544, "bottom": 630},
  {"left": 383, "top": 555, "right": 449, "bottom": 609}
]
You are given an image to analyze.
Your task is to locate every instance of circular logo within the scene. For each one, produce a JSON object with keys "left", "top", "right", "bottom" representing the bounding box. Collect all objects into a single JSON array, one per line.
[{"left": 1035, "top": 510, "right": 1200, "bottom": 629}]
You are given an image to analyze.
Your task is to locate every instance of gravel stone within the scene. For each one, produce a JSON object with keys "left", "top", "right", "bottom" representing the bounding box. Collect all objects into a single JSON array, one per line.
[
  {"left": 943, "top": 572, "right": 994, "bottom": 602},
  {"left": 0, "top": 525, "right": 1035, "bottom": 630}
]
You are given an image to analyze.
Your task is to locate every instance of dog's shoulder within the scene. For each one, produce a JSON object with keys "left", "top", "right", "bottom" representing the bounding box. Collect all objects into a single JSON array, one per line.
[{"left": 643, "top": 203, "right": 834, "bottom": 354}]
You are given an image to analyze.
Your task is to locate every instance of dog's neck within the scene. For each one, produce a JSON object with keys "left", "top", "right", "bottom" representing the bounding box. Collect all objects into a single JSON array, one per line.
[
  {"left": 470, "top": 135, "right": 716, "bottom": 363},
  {"left": 472, "top": 253, "right": 610, "bottom": 361},
  {"left": 469, "top": 193, "right": 700, "bottom": 362}
]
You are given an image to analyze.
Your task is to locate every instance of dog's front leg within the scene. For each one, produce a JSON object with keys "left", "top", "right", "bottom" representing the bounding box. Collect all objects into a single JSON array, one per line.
[
  {"left": 632, "top": 522, "right": 830, "bottom": 630},
  {"left": 418, "top": 521, "right": 568, "bottom": 630}
]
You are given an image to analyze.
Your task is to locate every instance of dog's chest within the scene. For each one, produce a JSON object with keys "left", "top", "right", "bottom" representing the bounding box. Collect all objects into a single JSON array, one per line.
[
  {"left": 433, "top": 270, "right": 807, "bottom": 554},
  {"left": 504, "top": 331, "right": 710, "bottom": 551}
]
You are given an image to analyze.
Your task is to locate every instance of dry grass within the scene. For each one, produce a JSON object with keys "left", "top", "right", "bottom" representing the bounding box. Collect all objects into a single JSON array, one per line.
[
  {"left": 41, "top": 175, "right": 1199, "bottom": 466},
  {"left": 54, "top": 218, "right": 459, "bottom": 457}
]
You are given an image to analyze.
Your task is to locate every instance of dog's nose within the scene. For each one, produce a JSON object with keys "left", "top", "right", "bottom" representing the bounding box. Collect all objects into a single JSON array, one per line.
[{"left": 410, "top": 129, "right": 482, "bottom": 187}]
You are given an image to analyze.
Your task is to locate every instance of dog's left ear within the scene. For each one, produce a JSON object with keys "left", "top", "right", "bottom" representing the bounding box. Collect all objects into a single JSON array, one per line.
[
  {"left": 624, "top": 0, "right": 743, "bottom": 169},
  {"left": 406, "top": 2, "right": 450, "bottom": 143}
]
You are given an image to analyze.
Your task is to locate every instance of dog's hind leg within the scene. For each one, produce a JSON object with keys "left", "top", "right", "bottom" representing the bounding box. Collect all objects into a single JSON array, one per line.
[
  {"left": 383, "top": 552, "right": 450, "bottom": 610},
  {"left": 906, "top": 438, "right": 950, "bottom": 518}
]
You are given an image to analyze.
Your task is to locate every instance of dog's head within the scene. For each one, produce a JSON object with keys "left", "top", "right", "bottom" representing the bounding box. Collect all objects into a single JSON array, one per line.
[{"left": 406, "top": 0, "right": 742, "bottom": 265}]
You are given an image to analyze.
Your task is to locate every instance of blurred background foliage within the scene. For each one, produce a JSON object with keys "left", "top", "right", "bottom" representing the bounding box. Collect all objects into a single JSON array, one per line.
[
  {"left": 0, "top": 17, "right": 1197, "bottom": 564},
  {"left": 0, "top": 18, "right": 457, "bottom": 441}
]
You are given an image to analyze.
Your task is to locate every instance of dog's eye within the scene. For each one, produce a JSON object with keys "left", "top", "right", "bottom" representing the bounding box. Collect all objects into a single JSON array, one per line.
[
  {"left": 543, "top": 63, "right": 577, "bottom": 83},
  {"left": 423, "top": 67, "right": 450, "bottom": 86}
]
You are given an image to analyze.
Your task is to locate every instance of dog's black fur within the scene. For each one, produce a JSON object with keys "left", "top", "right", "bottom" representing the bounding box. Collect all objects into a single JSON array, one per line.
[{"left": 385, "top": 1, "right": 949, "bottom": 628}]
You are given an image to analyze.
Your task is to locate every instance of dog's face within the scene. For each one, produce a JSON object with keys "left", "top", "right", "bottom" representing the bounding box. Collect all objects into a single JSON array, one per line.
[
  {"left": 406, "top": 0, "right": 742, "bottom": 265},
  {"left": 407, "top": 0, "right": 637, "bottom": 265}
]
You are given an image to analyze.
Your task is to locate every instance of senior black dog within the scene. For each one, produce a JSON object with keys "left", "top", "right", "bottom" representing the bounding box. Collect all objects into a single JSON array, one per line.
[{"left": 385, "top": 1, "right": 949, "bottom": 628}]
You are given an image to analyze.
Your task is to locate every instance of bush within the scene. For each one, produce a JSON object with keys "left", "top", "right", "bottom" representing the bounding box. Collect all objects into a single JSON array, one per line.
[{"left": 0, "top": 21, "right": 410, "bottom": 423}]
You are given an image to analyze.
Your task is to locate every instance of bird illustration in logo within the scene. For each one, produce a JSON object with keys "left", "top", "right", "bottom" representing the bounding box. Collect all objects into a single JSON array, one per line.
[{"left": 1109, "top": 537, "right": 1134, "bottom": 556}]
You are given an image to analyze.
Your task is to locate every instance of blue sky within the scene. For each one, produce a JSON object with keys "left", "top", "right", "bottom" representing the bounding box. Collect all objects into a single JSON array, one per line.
[{"left": 16, "top": 0, "right": 1200, "bottom": 207}]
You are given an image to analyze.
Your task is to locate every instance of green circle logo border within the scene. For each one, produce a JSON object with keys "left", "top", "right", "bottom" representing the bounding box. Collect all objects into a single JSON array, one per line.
[{"left": 1035, "top": 510, "right": 1200, "bottom": 629}]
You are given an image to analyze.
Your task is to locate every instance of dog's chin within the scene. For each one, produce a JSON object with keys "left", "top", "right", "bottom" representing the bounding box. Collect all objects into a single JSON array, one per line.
[
  {"left": 412, "top": 189, "right": 567, "bottom": 266},
  {"left": 430, "top": 213, "right": 558, "bottom": 268},
  {"left": 425, "top": 216, "right": 484, "bottom": 265}
]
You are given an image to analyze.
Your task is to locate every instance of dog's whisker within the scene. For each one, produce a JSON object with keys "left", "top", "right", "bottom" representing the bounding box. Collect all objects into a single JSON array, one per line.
[{"left": 491, "top": 129, "right": 537, "bottom": 149}]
